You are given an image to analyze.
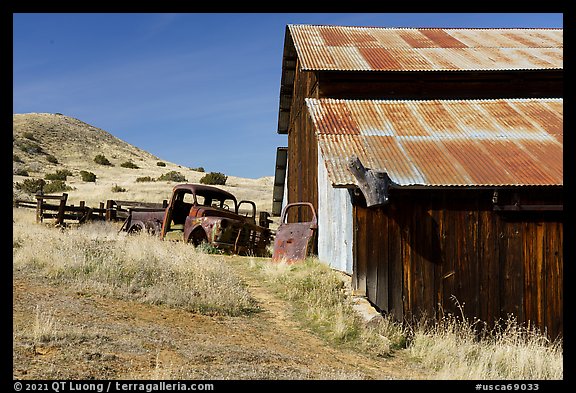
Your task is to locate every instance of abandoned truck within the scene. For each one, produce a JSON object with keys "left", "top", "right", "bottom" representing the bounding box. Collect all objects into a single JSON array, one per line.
[{"left": 122, "top": 184, "right": 273, "bottom": 256}]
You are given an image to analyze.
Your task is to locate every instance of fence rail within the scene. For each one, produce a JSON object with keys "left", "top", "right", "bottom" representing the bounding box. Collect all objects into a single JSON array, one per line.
[{"left": 14, "top": 193, "right": 168, "bottom": 226}]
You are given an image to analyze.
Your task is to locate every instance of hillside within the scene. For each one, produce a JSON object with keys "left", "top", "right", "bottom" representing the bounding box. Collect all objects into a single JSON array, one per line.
[{"left": 12, "top": 113, "right": 274, "bottom": 214}]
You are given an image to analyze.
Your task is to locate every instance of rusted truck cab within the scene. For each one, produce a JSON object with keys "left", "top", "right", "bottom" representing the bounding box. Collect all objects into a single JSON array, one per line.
[{"left": 126, "top": 184, "right": 272, "bottom": 256}]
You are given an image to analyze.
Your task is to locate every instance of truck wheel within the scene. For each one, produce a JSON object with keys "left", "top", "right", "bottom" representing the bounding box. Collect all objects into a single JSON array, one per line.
[
  {"left": 128, "top": 222, "right": 145, "bottom": 234},
  {"left": 190, "top": 229, "right": 208, "bottom": 247}
]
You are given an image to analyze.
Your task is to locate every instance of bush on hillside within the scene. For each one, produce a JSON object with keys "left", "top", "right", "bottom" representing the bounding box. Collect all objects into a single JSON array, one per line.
[
  {"left": 44, "top": 180, "right": 73, "bottom": 193},
  {"left": 16, "top": 140, "right": 43, "bottom": 155},
  {"left": 14, "top": 178, "right": 72, "bottom": 194},
  {"left": 46, "top": 155, "right": 59, "bottom": 164},
  {"left": 200, "top": 172, "right": 227, "bottom": 186},
  {"left": 136, "top": 176, "right": 155, "bottom": 182},
  {"left": 120, "top": 161, "right": 139, "bottom": 169},
  {"left": 80, "top": 170, "right": 97, "bottom": 182},
  {"left": 94, "top": 154, "right": 113, "bottom": 166},
  {"left": 157, "top": 171, "right": 187, "bottom": 182},
  {"left": 23, "top": 132, "right": 36, "bottom": 141},
  {"left": 45, "top": 169, "right": 73, "bottom": 181},
  {"left": 14, "top": 178, "right": 46, "bottom": 194},
  {"left": 13, "top": 168, "right": 29, "bottom": 177}
]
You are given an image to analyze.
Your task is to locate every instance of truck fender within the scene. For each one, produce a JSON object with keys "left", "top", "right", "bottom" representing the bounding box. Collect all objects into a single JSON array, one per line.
[{"left": 185, "top": 223, "right": 208, "bottom": 246}]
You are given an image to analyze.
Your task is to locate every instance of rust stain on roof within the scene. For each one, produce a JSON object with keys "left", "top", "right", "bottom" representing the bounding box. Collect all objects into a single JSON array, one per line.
[
  {"left": 418, "top": 29, "right": 468, "bottom": 48},
  {"left": 306, "top": 98, "right": 563, "bottom": 187},
  {"left": 289, "top": 25, "right": 562, "bottom": 71}
]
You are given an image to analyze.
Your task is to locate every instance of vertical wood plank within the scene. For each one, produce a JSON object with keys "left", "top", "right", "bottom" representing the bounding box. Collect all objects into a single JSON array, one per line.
[
  {"left": 432, "top": 205, "right": 445, "bottom": 320},
  {"left": 499, "top": 218, "right": 525, "bottom": 324},
  {"left": 387, "top": 203, "right": 403, "bottom": 321},
  {"left": 545, "top": 220, "right": 563, "bottom": 339},
  {"left": 478, "top": 208, "right": 500, "bottom": 329},
  {"left": 376, "top": 207, "right": 389, "bottom": 312},
  {"left": 401, "top": 205, "right": 413, "bottom": 322},
  {"left": 353, "top": 205, "right": 367, "bottom": 295},
  {"left": 441, "top": 204, "right": 457, "bottom": 317},
  {"left": 366, "top": 208, "right": 378, "bottom": 302}
]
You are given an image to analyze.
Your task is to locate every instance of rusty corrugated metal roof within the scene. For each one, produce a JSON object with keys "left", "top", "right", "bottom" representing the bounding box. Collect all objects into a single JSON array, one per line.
[
  {"left": 289, "top": 25, "right": 563, "bottom": 71},
  {"left": 306, "top": 98, "right": 563, "bottom": 187}
]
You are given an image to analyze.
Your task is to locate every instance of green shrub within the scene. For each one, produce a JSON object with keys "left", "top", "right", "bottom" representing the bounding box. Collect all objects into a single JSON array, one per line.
[
  {"left": 94, "top": 154, "right": 112, "bottom": 166},
  {"left": 190, "top": 166, "right": 205, "bottom": 173},
  {"left": 200, "top": 172, "right": 227, "bottom": 186},
  {"left": 111, "top": 184, "right": 126, "bottom": 192},
  {"left": 23, "top": 132, "right": 36, "bottom": 141},
  {"left": 157, "top": 171, "right": 187, "bottom": 182},
  {"left": 136, "top": 176, "right": 155, "bottom": 182},
  {"left": 79, "top": 170, "right": 96, "bottom": 182},
  {"left": 46, "top": 155, "right": 59, "bottom": 164},
  {"left": 14, "top": 178, "right": 72, "bottom": 194},
  {"left": 44, "top": 180, "right": 73, "bottom": 193},
  {"left": 45, "top": 169, "right": 73, "bottom": 181},
  {"left": 120, "top": 161, "right": 139, "bottom": 169},
  {"left": 13, "top": 168, "right": 29, "bottom": 177},
  {"left": 16, "top": 140, "right": 43, "bottom": 155},
  {"left": 156, "top": 161, "right": 166, "bottom": 167},
  {"left": 14, "top": 178, "right": 46, "bottom": 194}
]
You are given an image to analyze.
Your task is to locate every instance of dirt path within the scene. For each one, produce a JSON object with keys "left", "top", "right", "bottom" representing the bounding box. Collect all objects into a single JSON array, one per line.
[{"left": 12, "top": 262, "right": 430, "bottom": 380}]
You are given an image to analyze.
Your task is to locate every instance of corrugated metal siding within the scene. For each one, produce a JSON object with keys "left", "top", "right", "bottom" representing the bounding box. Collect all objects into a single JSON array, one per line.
[
  {"left": 289, "top": 25, "right": 563, "bottom": 71},
  {"left": 306, "top": 98, "right": 563, "bottom": 187},
  {"left": 317, "top": 151, "right": 354, "bottom": 274}
]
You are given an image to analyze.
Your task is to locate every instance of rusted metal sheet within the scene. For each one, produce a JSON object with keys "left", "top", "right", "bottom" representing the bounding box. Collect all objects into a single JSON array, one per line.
[
  {"left": 306, "top": 98, "right": 563, "bottom": 188},
  {"left": 288, "top": 25, "right": 562, "bottom": 71},
  {"left": 272, "top": 202, "right": 318, "bottom": 263}
]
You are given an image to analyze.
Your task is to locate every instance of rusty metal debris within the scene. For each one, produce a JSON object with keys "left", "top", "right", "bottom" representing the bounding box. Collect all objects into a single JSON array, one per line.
[
  {"left": 125, "top": 184, "right": 273, "bottom": 257},
  {"left": 272, "top": 202, "right": 318, "bottom": 263}
]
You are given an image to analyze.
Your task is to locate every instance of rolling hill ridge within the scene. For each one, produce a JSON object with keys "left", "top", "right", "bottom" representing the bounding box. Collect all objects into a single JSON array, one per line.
[{"left": 12, "top": 113, "right": 274, "bottom": 213}]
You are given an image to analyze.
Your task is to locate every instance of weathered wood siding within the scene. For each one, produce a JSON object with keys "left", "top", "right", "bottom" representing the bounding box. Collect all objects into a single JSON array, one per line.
[
  {"left": 286, "top": 61, "right": 319, "bottom": 224},
  {"left": 317, "top": 151, "right": 353, "bottom": 274},
  {"left": 317, "top": 70, "right": 563, "bottom": 100},
  {"left": 353, "top": 189, "right": 563, "bottom": 339}
]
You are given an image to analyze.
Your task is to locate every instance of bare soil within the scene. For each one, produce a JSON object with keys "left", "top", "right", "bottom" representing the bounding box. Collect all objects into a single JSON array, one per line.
[{"left": 12, "top": 258, "right": 431, "bottom": 381}]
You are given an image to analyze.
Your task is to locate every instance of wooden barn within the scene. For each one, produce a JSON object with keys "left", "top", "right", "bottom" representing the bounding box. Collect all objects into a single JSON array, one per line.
[{"left": 272, "top": 25, "right": 563, "bottom": 338}]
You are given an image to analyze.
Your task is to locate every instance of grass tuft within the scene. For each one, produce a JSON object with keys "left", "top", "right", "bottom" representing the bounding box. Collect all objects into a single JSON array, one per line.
[{"left": 250, "top": 257, "right": 403, "bottom": 357}]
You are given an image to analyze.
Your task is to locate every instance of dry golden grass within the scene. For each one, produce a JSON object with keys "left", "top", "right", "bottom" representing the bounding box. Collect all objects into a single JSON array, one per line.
[
  {"left": 13, "top": 208, "right": 257, "bottom": 316},
  {"left": 407, "top": 312, "right": 563, "bottom": 380},
  {"left": 249, "top": 257, "right": 563, "bottom": 380},
  {"left": 13, "top": 209, "right": 404, "bottom": 380}
]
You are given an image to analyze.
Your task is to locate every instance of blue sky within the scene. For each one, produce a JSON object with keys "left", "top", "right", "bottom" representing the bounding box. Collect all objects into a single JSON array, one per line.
[{"left": 13, "top": 13, "right": 563, "bottom": 179}]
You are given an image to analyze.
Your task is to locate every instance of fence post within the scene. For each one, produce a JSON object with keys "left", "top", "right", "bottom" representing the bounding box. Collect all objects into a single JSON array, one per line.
[
  {"left": 55, "top": 193, "right": 68, "bottom": 226},
  {"left": 35, "top": 194, "right": 43, "bottom": 223},
  {"left": 105, "top": 200, "right": 116, "bottom": 221},
  {"left": 99, "top": 202, "right": 104, "bottom": 219}
]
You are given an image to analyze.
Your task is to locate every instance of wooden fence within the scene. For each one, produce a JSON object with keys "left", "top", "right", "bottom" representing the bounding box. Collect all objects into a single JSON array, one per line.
[{"left": 14, "top": 193, "right": 168, "bottom": 226}]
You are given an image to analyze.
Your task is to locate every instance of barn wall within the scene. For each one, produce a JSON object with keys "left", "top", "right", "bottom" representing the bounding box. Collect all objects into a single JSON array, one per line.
[
  {"left": 317, "top": 70, "right": 563, "bottom": 100},
  {"left": 317, "top": 151, "right": 353, "bottom": 274},
  {"left": 353, "top": 188, "right": 563, "bottom": 339},
  {"left": 286, "top": 62, "right": 319, "bottom": 224}
]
